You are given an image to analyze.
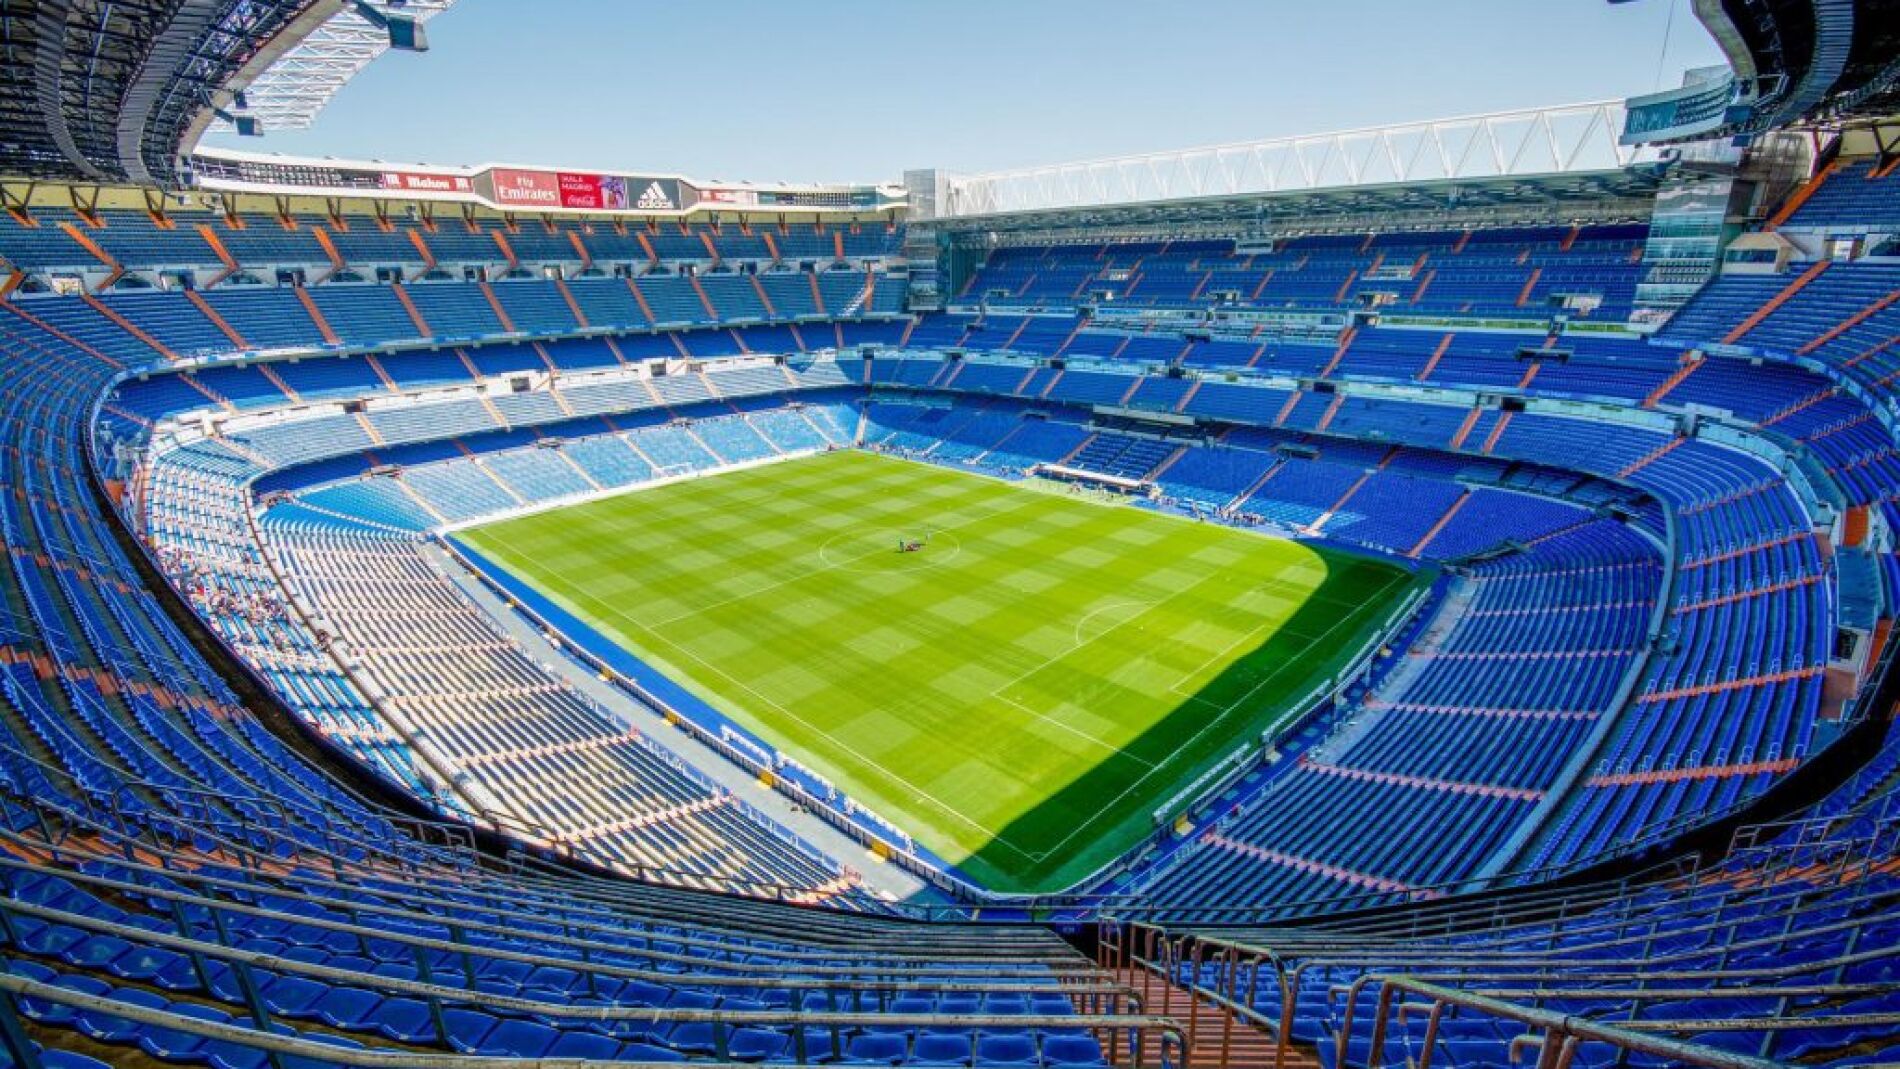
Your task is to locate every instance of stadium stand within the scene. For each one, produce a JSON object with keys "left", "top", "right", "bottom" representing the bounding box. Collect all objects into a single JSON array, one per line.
[{"left": 1, "top": 0, "right": 1897, "bottom": 1064}]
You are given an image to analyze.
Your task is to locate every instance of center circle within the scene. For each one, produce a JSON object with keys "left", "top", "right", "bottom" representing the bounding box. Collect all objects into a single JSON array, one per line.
[{"left": 817, "top": 528, "right": 964, "bottom": 573}]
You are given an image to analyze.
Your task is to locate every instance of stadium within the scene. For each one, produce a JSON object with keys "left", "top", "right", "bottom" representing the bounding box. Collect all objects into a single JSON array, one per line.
[{"left": 0, "top": 0, "right": 1896, "bottom": 1065}]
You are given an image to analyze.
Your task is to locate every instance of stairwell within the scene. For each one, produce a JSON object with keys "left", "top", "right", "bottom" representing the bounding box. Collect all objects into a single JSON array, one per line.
[
  {"left": 392, "top": 285, "right": 433, "bottom": 338},
  {"left": 293, "top": 287, "right": 341, "bottom": 345},
  {"left": 184, "top": 290, "right": 248, "bottom": 349},
  {"left": 1514, "top": 267, "right": 1542, "bottom": 307},
  {"left": 1722, "top": 261, "right": 1831, "bottom": 344},
  {"left": 1317, "top": 327, "right": 1356, "bottom": 379},
  {"left": 1414, "top": 333, "right": 1453, "bottom": 381},
  {"left": 1175, "top": 380, "right": 1203, "bottom": 413},
  {"left": 1448, "top": 407, "right": 1483, "bottom": 451},
  {"left": 1644, "top": 355, "right": 1705, "bottom": 408},
  {"left": 81, "top": 294, "right": 180, "bottom": 361},
  {"left": 1799, "top": 289, "right": 1900, "bottom": 355},
  {"left": 1409, "top": 489, "right": 1471, "bottom": 558},
  {"left": 256, "top": 363, "right": 301, "bottom": 403},
  {"left": 1308, "top": 472, "right": 1372, "bottom": 534},
  {"left": 1764, "top": 160, "right": 1840, "bottom": 230},
  {"left": 1480, "top": 410, "right": 1514, "bottom": 455},
  {"left": 1314, "top": 393, "right": 1347, "bottom": 432},
  {"left": 1108, "top": 960, "right": 1318, "bottom": 1069},
  {"left": 1230, "top": 460, "right": 1286, "bottom": 512}
]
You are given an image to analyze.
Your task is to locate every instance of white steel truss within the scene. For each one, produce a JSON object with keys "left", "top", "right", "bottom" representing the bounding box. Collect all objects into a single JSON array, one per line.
[
  {"left": 210, "top": 0, "right": 458, "bottom": 134},
  {"left": 938, "top": 101, "right": 1662, "bottom": 219}
]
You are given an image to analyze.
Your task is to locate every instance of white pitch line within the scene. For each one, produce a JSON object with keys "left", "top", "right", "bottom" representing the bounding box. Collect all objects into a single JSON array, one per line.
[
  {"left": 990, "top": 690, "right": 1158, "bottom": 769},
  {"left": 646, "top": 484, "right": 1044, "bottom": 629},
  {"left": 1071, "top": 599, "right": 1155, "bottom": 648},
  {"left": 477, "top": 451, "right": 1422, "bottom": 874},
  {"left": 1163, "top": 575, "right": 1327, "bottom": 694},
  {"left": 474, "top": 525, "right": 1039, "bottom": 859},
  {"left": 1032, "top": 568, "right": 1415, "bottom": 861},
  {"left": 985, "top": 565, "right": 1236, "bottom": 708}
]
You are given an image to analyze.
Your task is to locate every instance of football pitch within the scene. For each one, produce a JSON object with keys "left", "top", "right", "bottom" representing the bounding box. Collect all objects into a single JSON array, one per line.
[{"left": 459, "top": 449, "right": 1419, "bottom": 894}]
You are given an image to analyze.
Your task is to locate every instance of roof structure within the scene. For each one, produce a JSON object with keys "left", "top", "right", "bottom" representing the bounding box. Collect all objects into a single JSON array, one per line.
[
  {"left": 0, "top": 0, "right": 328, "bottom": 186},
  {"left": 1623, "top": 0, "right": 1900, "bottom": 145},
  {"left": 205, "top": 0, "right": 457, "bottom": 136},
  {"left": 922, "top": 102, "right": 1668, "bottom": 238}
]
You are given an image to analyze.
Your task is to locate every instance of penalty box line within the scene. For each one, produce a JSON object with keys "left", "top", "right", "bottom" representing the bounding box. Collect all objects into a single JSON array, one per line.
[
  {"left": 474, "top": 525, "right": 1046, "bottom": 862},
  {"left": 1031, "top": 568, "right": 1415, "bottom": 863},
  {"left": 983, "top": 568, "right": 1296, "bottom": 769}
]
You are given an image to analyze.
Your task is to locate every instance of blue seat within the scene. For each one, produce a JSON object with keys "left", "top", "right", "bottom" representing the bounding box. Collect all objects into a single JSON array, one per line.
[
  {"left": 138, "top": 1002, "right": 232, "bottom": 1061},
  {"left": 369, "top": 997, "right": 437, "bottom": 1043},
  {"left": 314, "top": 985, "right": 382, "bottom": 1029},
  {"left": 108, "top": 944, "right": 189, "bottom": 984},
  {"left": 664, "top": 1020, "right": 718, "bottom": 1055},
  {"left": 545, "top": 1031, "right": 621, "bottom": 1059},
  {"left": 63, "top": 935, "right": 132, "bottom": 971},
  {"left": 75, "top": 986, "right": 169, "bottom": 1043},
  {"left": 15, "top": 920, "right": 87, "bottom": 958},
  {"left": 260, "top": 974, "right": 327, "bottom": 1018},
  {"left": 479, "top": 1019, "right": 560, "bottom": 1057},
  {"left": 977, "top": 1033, "right": 1040, "bottom": 1067},
  {"left": 914, "top": 1032, "right": 975, "bottom": 1067},
  {"left": 729, "top": 1027, "right": 792, "bottom": 1062},
  {"left": 1042, "top": 1034, "right": 1107, "bottom": 1067},
  {"left": 15, "top": 968, "right": 110, "bottom": 1027},
  {"left": 440, "top": 1008, "right": 500, "bottom": 1053},
  {"left": 837, "top": 1032, "right": 908, "bottom": 1065}
]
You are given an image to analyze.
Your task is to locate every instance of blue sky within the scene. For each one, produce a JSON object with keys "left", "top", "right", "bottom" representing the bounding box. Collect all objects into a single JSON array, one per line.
[{"left": 205, "top": 0, "right": 1725, "bottom": 184}]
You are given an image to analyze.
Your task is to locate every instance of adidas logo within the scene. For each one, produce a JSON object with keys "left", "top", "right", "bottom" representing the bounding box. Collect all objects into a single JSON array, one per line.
[{"left": 635, "top": 181, "right": 674, "bottom": 210}]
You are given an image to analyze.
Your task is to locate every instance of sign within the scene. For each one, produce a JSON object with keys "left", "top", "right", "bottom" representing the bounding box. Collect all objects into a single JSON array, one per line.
[
  {"left": 557, "top": 172, "right": 630, "bottom": 210},
  {"left": 632, "top": 178, "right": 681, "bottom": 211},
  {"left": 380, "top": 170, "right": 472, "bottom": 194},
  {"left": 190, "top": 151, "right": 897, "bottom": 216},
  {"left": 489, "top": 168, "right": 677, "bottom": 211},
  {"left": 699, "top": 187, "right": 757, "bottom": 207},
  {"left": 488, "top": 168, "right": 563, "bottom": 207}
]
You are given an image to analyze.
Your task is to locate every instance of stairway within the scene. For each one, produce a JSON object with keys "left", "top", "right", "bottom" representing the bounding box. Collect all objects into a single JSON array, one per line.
[
  {"left": 1721, "top": 260, "right": 1830, "bottom": 344},
  {"left": 1109, "top": 961, "right": 1318, "bottom": 1069},
  {"left": 1069, "top": 434, "right": 1176, "bottom": 480}
]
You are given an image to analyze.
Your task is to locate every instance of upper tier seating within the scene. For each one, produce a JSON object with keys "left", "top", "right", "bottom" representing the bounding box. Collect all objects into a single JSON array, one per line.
[
  {"left": 957, "top": 226, "right": 1647, "bottom": 320},
  {"left": 1782, "top": 158, "right": 1900, "bottom": 233}
]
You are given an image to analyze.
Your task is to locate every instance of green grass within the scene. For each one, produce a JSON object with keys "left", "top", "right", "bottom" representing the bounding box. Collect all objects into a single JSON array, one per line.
[{"left": 459, "top": 450, "right": 1418, "bottom": 894}]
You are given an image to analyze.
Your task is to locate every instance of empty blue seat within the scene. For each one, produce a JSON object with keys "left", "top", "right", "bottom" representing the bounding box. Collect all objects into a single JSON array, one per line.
[
  {"left": 837, "top": 1032, "right": 909, "bottom": 1065},
  {"left": 977, "top": 1032, "right": 1040, "bottom": 1067},
  {"left": 74, "top": 987, "right": 169, "bottom": 1043},
  {"left": 914, "top": 1032, "right": 975, "bottom": 1066}
]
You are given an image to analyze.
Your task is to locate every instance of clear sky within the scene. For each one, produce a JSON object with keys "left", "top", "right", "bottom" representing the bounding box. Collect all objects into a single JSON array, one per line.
[{"left": 204, "top": 0, "right": 1726, "bottom": 185}]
